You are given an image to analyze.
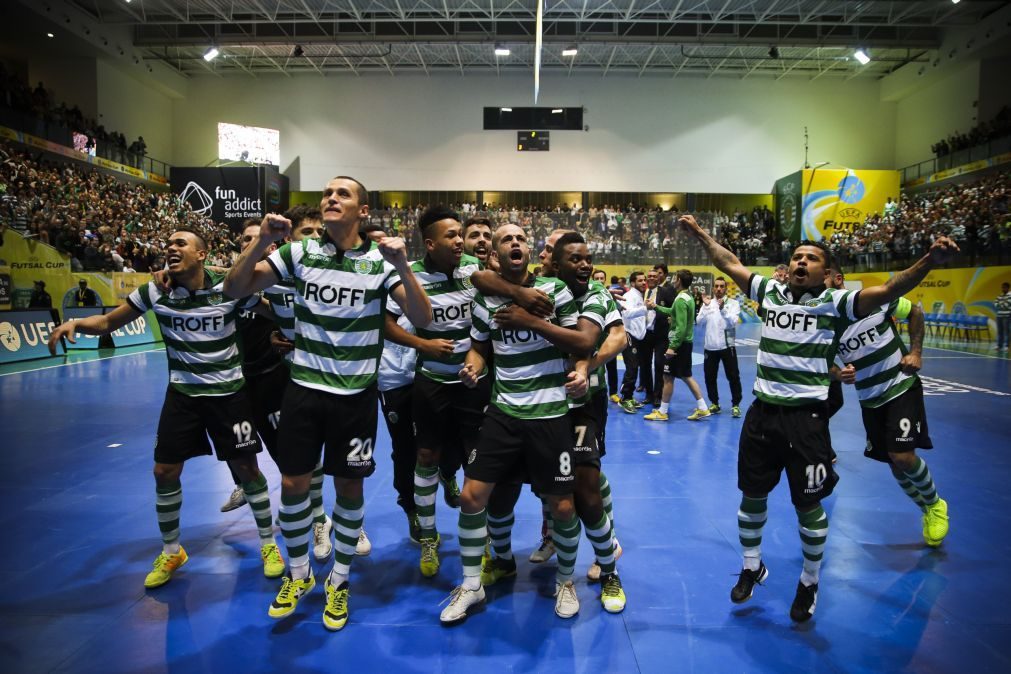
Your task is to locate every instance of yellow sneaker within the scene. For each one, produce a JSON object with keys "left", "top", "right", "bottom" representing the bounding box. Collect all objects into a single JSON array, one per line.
[
  {"left": 687, "top": 407, "right": 711, "bottom": 421},
  {"left": 144, "top": 546, "right": 188, "bottom": 588},
  {"left": 609, "top": 394, "right": 621, "bottom": 404},
  {"left": 261, "top": 542, "right": 285, "bottom": 578},
  {"left": 600, "top": 573, "right": 627, "bottom": 614},
  {"left": 420, "top": 534, "right": 441, "bottom": 577},
  {"left": 268, "top": 573, "right": 316, "bottom": 619},
  {"left": 643, "top": 410, "right": 668, "bottom": 421},
  {"left": 480, "top": 555, "right": 518, "bottom": 586},
  {"left": 322, "top": 577, "right": 350, "bottom": 631},
  {"left": 923, "top": 498, "right": 949, "bottom": 547}
]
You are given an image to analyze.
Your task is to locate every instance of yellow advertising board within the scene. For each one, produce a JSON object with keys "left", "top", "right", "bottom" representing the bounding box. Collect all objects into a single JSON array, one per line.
[
  {"left": 112, "top": 272, "right": 154, "bottom": 304},
  {"left": 799, "top": 169, "right": 901, "bottom": 242}
]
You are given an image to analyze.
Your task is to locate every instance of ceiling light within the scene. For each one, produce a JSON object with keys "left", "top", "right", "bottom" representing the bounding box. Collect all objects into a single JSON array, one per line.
[
  {"left": 562, "top": 46, "right": 578, "bottom": 57},
  {"left": 47, "top": 32, "right": 54, "bottom": 38},
  {"left": 853, "top": 49, "right": 870, "bottom": 65},
  {"left": 203, "top": 47, "right": 220, "bottom": 61},
  {"left": 951, "top": 0, "right": 960, "bottom": 4},
  {"left": 494, "top": 45, "right": 510, "bottom": 56},
  {"left": 500, "top": 107, "right": 512, "bottom": 112},
  {"left": 551, "top": 109, "right": 563, "bottom": 114}
]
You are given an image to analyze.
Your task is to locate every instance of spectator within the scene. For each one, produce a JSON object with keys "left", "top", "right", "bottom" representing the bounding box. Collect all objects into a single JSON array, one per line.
[
  {"left": 996, "top": 281, "right": 1011, "bottom": 353},
  {"left": 73, "top": 279, "right": 101, "bottom": 307},
  {"left": 28, "top": 280, "right": 52, "bottom": 309}
]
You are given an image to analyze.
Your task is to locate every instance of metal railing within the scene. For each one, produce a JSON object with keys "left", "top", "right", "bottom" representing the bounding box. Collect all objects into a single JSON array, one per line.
[{"left": 901, "top": 135, "right": 1011, "bottom": 184}]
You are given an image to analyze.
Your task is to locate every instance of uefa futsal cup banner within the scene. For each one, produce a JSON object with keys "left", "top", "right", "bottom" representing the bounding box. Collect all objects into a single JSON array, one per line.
[
  {"left": 0, "top": 310, "right": 64, "bottom": 363},
  {"left": 62, "top": 307, "right": 105, "bottom": 349},
  {"left": 799, "top": 169, "right": 900, "bottom": 241}
]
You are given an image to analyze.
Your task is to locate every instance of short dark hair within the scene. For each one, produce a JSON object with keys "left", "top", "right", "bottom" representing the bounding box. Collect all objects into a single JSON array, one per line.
[
  {"left": 284, "top": 204, "right": 323, "bottom": 229},
  {"left": 714, "top": 276, "right": 727, "bottom": 285},
  {"left": 551, "top": 232, "right": 586, "bottom": 265},
  {"left": 464, "top": 216, "right": 492, "bottom": 230},
  {"left": 242, "top": 218, "right": 261, "bottom": 230},
  {"left": 610, "top": 275, "right": 620, "bottom": 284},
  {"left": 653, "top": 263, "right": 669, "bottom": 276},
  {"left": 675, "top": 269, "right": 693, "bottom": 289},
  {"left": 332, "top": 175, "right": 369, "bottom": 204},
  {"left": 173, "top": 226, "right": 207, "bottom": 251},
  {"left": 418, "top": 204, "right": 461, "bottom": 239},
  {"left": 793, "top": 240, "right": 833, "bottom": 270},
  {"left": 629, "top": 271, "right": 643, "bottom": 284}
]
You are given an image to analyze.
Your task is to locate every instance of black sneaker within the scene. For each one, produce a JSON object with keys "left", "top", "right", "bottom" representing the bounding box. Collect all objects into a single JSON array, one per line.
[
  {"left": 730, "top": 562, "right": 769, "bottom": 604},
  {"left": 408, "top": 512, "right": 422, "bottom": 545},
  {"left": 790, "top": 581, "right": 818, "bottom": 622},
  {"left": 441, "top": 474, "right": 461, "bottom": 509}
]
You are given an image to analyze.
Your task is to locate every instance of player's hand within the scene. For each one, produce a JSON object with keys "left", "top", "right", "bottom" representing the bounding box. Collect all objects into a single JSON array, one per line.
[
  {"left": 48, "top": 321, "right": 76, "bottom": 354},
  {"left": 665, "top": 348, "right": 675, "bottom": 357},
  {"left": 718, "top": 298, "right": 725, "bottom": 310},
  {"left": 512, "top": 286, "right": 553, "bottom": 318},
  {"left": 899, "top": 352, "right": 922, "bottom": 374},
  {"left": 260, "top": 213, "right": 291, "bottom": 244},
  {"left": 459, "top": 363, "right": 480, "bottom": 388},
  {"left": 702, "top": 294, "right": 711, "bottom": 305},
  {"left": 420, "top": 338, "right": 455, "bottom": 359},
  {"left": 564, "top": 370, "right": 588, "bottom": 399},
  {"left": 494, "top": 304, "right": 537, "bottom": 329},
  {"left": 151, "top": 269, "right": 171, "bottom": 293},
  {"left": 645, "top": 298, "right": 656, "bottom": 309},
  {"left": 839, "top": 364, "right": 857, "bottom": 385},
  {"left": 270, "top": 330, "right": 294, "bottom": 355},
  {"left": 928, "top": 236, "right": 959, "bottom": 265},
  {"left": 377, "top": 236, "right": 408, "bottom": 267},
  {"left": 678, "top": 213, "right": 702, "bottom": 235}
]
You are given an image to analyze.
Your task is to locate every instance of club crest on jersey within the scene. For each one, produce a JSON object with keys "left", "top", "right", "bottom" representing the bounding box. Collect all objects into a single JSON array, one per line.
[
  {"left": 388, "top": 411, "right": 399, "bottom": 424},
  {"left": 354, "top": 258, "right": 374, "bottom": 274},
  {"left": 462, "top": 276, "right": 474, "bottom": 290},
  {"left": 207, "top": 293, "right": 225, "bottom": 305}
]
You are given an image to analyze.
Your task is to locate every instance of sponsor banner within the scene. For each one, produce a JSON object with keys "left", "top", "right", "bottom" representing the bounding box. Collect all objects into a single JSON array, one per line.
[
  {"left": 112, "top": 272, "right": 154, "bottom": 304},
  {"left": 171, "top": 166, "right": 265, "bottom": 232},
  {"left": 110, "top": 310, "right": 160, "bottom": 347},
  {"left": 774, "top": 171, "right": 803, "bottom": 241},
  {"left": 62, "top": 306, "right": 105, "bottom": 350},
  {"left": 0, "top": 263, "right": 11, "bottom": 311},
  {"left": 0, "top": 125, "right": 167, "bottom": 184},
  {"left": 799, "top": 169, "right": 901, "bottom": 241},
  {"left": 0, "top": 310, "right": 64, "bottom": 363},
  {"left": 909, "top": 152, "right": 1011, "bottom": 186}
]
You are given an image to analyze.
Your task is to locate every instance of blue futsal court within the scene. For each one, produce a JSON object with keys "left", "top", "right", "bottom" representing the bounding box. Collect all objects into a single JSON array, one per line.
[{"left": 1, "top": 324, "right": 1009, "bottom": 673}]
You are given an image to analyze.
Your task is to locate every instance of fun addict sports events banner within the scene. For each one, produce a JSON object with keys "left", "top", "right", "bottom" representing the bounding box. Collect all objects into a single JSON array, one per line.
[{"left": 775, "top": 169, "right": 901, "bottom": 242}]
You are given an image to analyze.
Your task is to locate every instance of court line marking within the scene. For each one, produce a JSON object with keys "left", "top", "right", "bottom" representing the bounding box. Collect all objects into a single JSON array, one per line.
[{"left": 0, "top": 347, "right": 161, "bottom": 377}]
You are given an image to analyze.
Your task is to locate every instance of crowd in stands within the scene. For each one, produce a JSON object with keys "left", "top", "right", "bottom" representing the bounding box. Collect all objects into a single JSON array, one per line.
[
  {"left": 828, "top": 170, "right": 1010, "bottom": 269},
  {"left": 931, "top": 106, "right": 1011, "bottom": 159},
  {"left": 0, "top": 140, "right": 233, "bottom": 272},
  {"left": 0, "top": 67, "right": 149, "bottom": 167}
]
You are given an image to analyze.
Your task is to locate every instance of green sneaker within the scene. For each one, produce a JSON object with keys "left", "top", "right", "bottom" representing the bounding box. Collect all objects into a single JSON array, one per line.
[
  {"left": 441, "top": 474, "right": 461, "bottom": 509},
  {"left": 480, "top": 555, "right": 518, "bottom": 586},
  {"left": 732, "top": 406, "right": 742, "bottom": 418},
  {"left": 708, "top": 403, "right": 722, "bottom": 414},
  {"left": 620, "top": 399, "right": 638, "bottom": 414},
  {"left": 268, "top": 573, "right": 316, "bottom": 618},
  {"left": 261, "top": 542, "right": 285, "bottom": 579},
  {"left": 923, "top": 498, "right": 949, "bottom": 547},
  {"left": 600, "top": 573, "right": 627, "bottom": 613},
  {"left": 144, "top": 547, "right": 188, "bottom": 589},
  {"left": 420, "top": 535, "right": 441, "bottom": 577},
  {"left": 322, "top": 577, "right": 350, "bottom": 631}
]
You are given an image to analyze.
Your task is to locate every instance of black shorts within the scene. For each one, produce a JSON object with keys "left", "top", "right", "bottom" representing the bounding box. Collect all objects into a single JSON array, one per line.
[
  {"left": 412, "top": 373, "right": 490, "bottom": 458},
  {"left": 245, "top": 362, "right": 290, "bottom": 458},
  {"left": 861, "top": 381, "right": 933, "bottom": 463},
  {"left": 276, "top": 382, "right": 378, "bottom": 478},
  {"left": 569, "top": 394, "right": 607, "bottom": 469},
  {"left": 738, "top": 400, "right": 839, "bottom": 509},
  {"left": 466, "top": 406, "right": 575, "bottom": 496},
  {"left": 154, "top": 385, "right": 263, "bottom": 464},
  {"left": 663, "top": 341, "right": 694, "bottom": 378}
]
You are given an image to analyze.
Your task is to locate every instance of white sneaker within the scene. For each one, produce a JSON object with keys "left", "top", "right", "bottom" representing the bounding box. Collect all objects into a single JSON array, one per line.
[
  {"left": 439, "top": 584, "right": 486, "bottom": 624},
  {"left": 220, "top": 486, "right": 246, "bottom": 512},
  {"left": 355, "top": 529, "right": 372, "bottom": 556},
  {"left": 312, "top": 517, "right": 333, "bottom": 561},
  {"left": 586, "top": 536, "right": 622, "bottom": 582},
  {"left": 529, "top": 537, "right": 556, "bottom": 563},
  {"left": 554, "top": 580, "right": 580, "bottom": 618}
]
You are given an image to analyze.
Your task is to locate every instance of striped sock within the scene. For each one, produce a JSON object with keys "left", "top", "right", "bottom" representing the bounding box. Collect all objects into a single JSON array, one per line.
[
  {"left": 279, "top": 492, "right": 312, "bottom": 580},
  {"left": 738, "top": 495, "right": 767, "bottom": 571},
  {"left": 904, "top": 457, "right": 939, "bottom": 509},
  {"left": 585, "top": 514, "right": 616, "bottom": 575},
  {"left": 894, "top": 470, "right": 927, "bottom": 510},
  {"left": 459, "top": 509, "right": 487, "bottom": 591},
  {"left": 330, "top": 494, "right": 364, "bottom": 586},
  {"left": 541, "top": 499, "right": 554, "bottom": 540},
  {"left": 309, "top": 461, "right": 326, "bottom": 525},
  {"left": 552, "top": 513, "right": 582, "bottom": 584},
  {"left": 156, "top": 481, "right": 182, "bottom": 554},
  {"left": 487, "top": 511, "right": 515, "bottom": 561},
  {"left": 241, "top": 473, "right": 275, "bottom": 544},
  {"left": 797, "top": 506, "right": 828, "bottom": 587},
  {"left": 600, "top": 472, "right": 616, "bottom": 533},
  {"left": 414, "top": 464, "right": 440, "bottom": 539}
]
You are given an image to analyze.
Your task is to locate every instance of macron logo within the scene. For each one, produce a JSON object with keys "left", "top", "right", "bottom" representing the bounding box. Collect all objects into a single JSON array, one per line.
[{"left": 180, "top": 181, "right": 213, "bottom": 216}]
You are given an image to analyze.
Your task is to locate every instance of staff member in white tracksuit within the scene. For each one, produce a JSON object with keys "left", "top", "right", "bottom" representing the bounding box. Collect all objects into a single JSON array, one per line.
[{"left": 697, "top": 276, "right": 744, "bottom": 417}]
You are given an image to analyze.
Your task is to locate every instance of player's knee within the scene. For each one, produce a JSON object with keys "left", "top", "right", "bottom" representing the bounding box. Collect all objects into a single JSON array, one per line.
[
  {"left": 153, "top": 462, "right": 182, "bottom": 484},
  {"left": 550, "top": 497, "right": 577, "bottom": 522},
  {"left": 281, "top": 473, "right": 312, "bottom": 494},
  {"left": 889, "top": 452, "right": 916, "bottom": 471},
  {"left": 416, "top": 446, "right": 438, "bottom": 466}
]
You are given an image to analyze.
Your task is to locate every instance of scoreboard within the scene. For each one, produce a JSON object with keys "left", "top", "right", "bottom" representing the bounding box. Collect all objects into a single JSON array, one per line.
[{"left": 517, "top": 131, "right": 549, "bottom": 151}]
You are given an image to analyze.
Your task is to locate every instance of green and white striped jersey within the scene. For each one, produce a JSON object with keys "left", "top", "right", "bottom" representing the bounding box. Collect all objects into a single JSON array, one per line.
[
  {"left": 569, "top": 281, "right": 622, "bottom": 409},
  {"left": 388, "top": 253, "right": 482, "bottom": 384},
  {"left": 471, "top": 276, "right": 579, "bottom": 420},
  {"left": 266, "top": 234, "right": 402, "bottom": 396},
  {"left": 836, "top": 297, "right": 917, "bottom": 408},
  {"left": 127, "top": 270, "right": 259, "bottom": 397},
  {"left": 749, "top": 273, "right": 859, "bottom": 406},
  {"left": 263, "top": 281, "right": 296, "bottom": 340}
]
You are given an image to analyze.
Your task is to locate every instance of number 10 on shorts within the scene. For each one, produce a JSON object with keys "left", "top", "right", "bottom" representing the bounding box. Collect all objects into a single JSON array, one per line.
[{"left": 806, "top": 463, "right": 827, "bottom": 490}]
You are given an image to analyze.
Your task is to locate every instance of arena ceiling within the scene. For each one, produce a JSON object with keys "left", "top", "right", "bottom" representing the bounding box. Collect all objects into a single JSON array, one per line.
[{"left": 64, "top": 1, "right": 1011, "bottom": 78}]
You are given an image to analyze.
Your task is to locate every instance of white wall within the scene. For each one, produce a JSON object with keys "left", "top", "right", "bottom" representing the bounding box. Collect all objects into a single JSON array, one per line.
[
  {"left": 96, "top": 60, "right": 175, "bottom": 165},
  {"left": 28, "top": 57, "right": 97, "bottom": 120},
  {"left": 892, "top": 60, "right": 980, "bottom": 169},
  {"left": 171, "top": 73, "right": 897, "bottom": 193}
]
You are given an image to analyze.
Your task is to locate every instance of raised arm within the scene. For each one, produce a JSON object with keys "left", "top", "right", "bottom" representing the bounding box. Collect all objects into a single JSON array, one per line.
[
  {"left": 224, "top": 214, "right": 289, "bottom": 298},
  {"left": 48, "top": 303, "right": 142, "bottom": 354},
  {"left": 855, "top": 237, "right": 958, "bottom": 318},
  {"left": 677, "top": 214, "right": 751, "bottom": 291},
  {"left": 381, "top": 237, "right": 432, "bottom": 328}
]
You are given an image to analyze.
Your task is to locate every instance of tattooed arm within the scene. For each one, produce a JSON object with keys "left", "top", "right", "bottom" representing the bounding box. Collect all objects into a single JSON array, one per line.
[
  {"left": 900, "top": 304, "right": 925, "bottom": 374},
  {"left": 677, "top": 214, "right": 751, "bottom": 291},
  {"left": 855, "top": 236, "right": 958, "bottom": 318}
]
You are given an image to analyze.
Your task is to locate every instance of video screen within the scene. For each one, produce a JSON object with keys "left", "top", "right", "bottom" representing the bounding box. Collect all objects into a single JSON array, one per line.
[
  {"left": 72, "top": 131, "right": 95, "bottom": 156},
  {"left": 217, "top": 122, "right": 279, "bottom": 166}
]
